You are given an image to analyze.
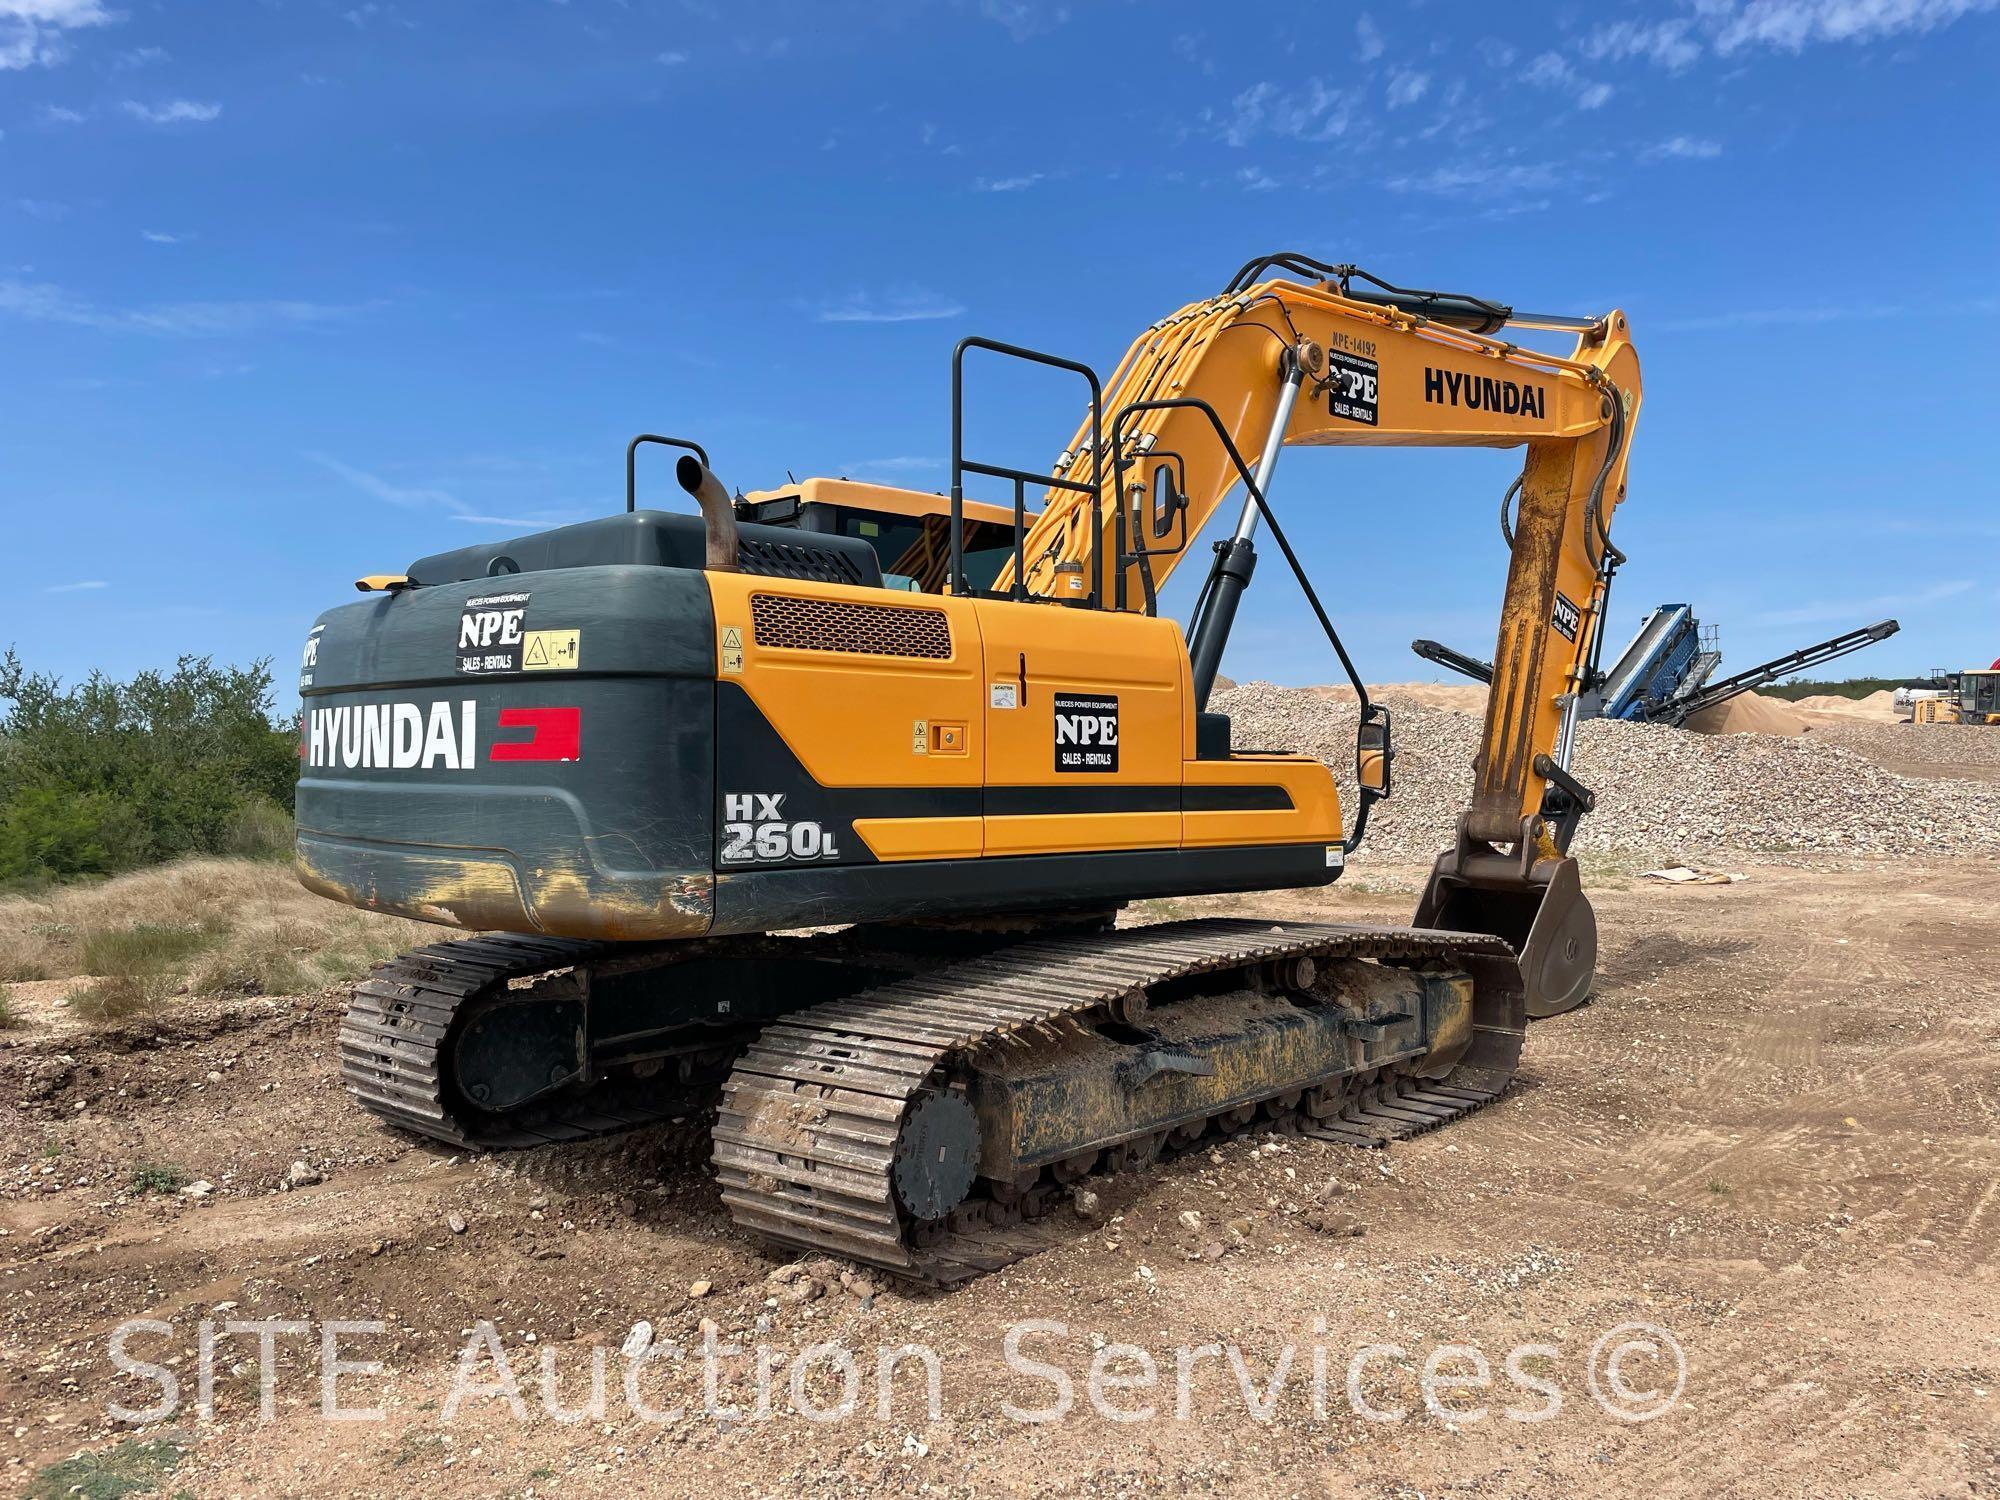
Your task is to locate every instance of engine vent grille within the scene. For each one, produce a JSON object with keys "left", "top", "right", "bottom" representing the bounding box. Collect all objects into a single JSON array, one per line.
[
  {"left": 736, "top": 537, "right": 872, "bottom": 586},
  {"left": 750, "top": 594, "right": 952, "bottom": 659}
]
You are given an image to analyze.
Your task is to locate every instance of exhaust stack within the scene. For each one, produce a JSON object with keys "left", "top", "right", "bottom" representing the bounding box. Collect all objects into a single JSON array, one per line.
[{"left": 675, "top": 455, "right": 740, "bottom": 572}]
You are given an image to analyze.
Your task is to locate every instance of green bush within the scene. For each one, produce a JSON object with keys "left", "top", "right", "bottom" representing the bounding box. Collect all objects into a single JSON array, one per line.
[
  {"left": 0, "top": 650, "right": 297, "bottom": 887},
  {"left": 127, "top": 1163, "right": 189, "bottom": 1195},
  {"left": 80, "top": 921, "right": 218, "bottom": 976},
  {"left": 71, "top": 970, "right": 177, "bottom": 1022},
  {"left": 220, "top": 798, "right": 297, "bottom": 861},
  {"left": 67, "top": 921, "right": 220, "bottom": 1021},
  {"left": 0, "top": 785, "right": 149, "bottom": 882},
  {"left": 25, "top": 1436, "right": 184, "bottom": 1500}
]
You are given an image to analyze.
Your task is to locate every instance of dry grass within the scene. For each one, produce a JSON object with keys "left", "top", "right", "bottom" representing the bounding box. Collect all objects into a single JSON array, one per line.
[{"left": 0, "top": 857, "right": 440, "bottom": 1026}]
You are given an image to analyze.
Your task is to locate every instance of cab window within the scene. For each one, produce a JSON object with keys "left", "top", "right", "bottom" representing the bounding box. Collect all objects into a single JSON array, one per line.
[{"left": 833, "top": 509, "right": 1020, "bottom": 594}]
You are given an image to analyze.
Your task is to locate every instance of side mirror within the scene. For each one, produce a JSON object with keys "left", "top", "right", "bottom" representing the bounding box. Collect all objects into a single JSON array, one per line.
[
  {"left": 1150, "top": 462, "right": 1184, "bottom": 541},
  {"left": 1356, "top": 708, "right": 1393, "bottom": 798}
]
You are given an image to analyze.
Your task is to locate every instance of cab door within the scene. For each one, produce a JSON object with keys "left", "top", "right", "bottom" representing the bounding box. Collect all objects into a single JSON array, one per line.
[{"left": 976, "top": 599, "right": 1185, "bottom": 856}]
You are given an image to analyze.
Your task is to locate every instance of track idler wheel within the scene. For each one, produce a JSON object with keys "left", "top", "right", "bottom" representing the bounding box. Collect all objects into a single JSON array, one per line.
[{"left": 892, "top": 1091, "right": 981, "bottom": 1222}]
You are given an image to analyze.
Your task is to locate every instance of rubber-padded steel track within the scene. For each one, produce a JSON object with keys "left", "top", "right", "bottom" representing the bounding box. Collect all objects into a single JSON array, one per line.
[
  {"left": 340, "top": 933, "right": 714, "bottom": 1150},
  {"left": 714, "top": 918, "right": 1523, "bottom": 1284}
]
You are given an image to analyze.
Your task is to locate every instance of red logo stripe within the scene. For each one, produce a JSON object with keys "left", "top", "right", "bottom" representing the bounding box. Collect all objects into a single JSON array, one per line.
[{"left": 489, "top": 707, "right": 581, "bottom": 762}]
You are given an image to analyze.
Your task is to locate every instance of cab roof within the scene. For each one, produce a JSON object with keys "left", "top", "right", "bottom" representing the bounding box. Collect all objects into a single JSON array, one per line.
[{"left": 739, "top": 476, "right": 1035, "bottom": 529}]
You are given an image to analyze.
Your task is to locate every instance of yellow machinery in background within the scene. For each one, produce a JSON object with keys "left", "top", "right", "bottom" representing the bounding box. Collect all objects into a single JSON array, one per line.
[{"left": 1915, "top": 670, "right": 2000, "bottom": 723}]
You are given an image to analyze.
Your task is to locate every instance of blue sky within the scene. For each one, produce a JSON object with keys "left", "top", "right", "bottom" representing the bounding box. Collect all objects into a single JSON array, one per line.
[{"left": 4, "top": 0, "right": 1997, "bottom": 700}]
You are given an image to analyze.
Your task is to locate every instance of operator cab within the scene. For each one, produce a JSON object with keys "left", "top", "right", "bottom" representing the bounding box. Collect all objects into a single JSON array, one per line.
[{"left": 737, "top": 478, "right": 1035, "bottom": 596}]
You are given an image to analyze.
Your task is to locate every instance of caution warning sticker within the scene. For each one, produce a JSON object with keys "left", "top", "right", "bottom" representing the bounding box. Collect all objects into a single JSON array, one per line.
[
  {"left": 522, "top": 629, "right": 580, "bottom": 671},
  {"left": 720, "top": 626, "right": 745, "bottom": 675}
]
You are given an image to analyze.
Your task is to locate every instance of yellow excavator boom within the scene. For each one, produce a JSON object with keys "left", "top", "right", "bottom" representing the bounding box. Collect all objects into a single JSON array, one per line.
[{"left": 999, "top": 263, "right": 1641, "bottom": 848}]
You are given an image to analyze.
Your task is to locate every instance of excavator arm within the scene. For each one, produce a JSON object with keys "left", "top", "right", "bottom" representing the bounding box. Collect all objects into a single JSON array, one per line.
[{"left": 998, "top": 258, "right": 1643, "bottom": 1015}]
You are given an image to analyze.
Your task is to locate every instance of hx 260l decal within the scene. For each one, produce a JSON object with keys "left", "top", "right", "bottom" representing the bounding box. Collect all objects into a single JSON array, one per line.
[{"left": 719, "top": 792, "right": 843, "bottom": 865}]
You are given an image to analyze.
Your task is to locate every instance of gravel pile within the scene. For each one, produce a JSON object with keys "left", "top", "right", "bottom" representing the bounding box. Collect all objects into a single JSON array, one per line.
[
  {"left": 1800, "top": 716, "right": 2000, "bottom": 773},
  {"left": 1212, "top": 681, "right": 2000, "bottom": 861}
]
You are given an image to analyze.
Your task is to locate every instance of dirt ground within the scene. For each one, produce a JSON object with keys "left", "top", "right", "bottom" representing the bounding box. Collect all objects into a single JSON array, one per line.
[{"left": 5, "top": 856, "right": 1997, "bottom": 1499}]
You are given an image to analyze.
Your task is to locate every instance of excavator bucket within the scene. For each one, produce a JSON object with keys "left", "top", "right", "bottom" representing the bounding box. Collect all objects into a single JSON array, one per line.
[{"left": 1415, "top": 842, "right": 1597, "bottom": 1019}]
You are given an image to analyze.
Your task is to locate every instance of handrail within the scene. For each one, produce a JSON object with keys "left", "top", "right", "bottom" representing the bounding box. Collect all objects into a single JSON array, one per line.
[
  {"left": 951, "top": 337, "right": 1103, "bottom": 604},
  {"left": 1110, "top": 394, "right": 1386, "bottom": 851},
  {"left": 625, "top": 434, "right": 711, "bottom": 513}
]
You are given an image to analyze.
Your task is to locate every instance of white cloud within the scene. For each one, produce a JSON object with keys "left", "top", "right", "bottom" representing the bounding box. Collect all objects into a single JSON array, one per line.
[
  {"left": 0, "top": 277, "right": 358, "bottom": 336},
  {"left": 1213, "top": 78, "right": 1360, "bottom": 146},
  {"left": 1237, "top": 166, "right": 1280, "bottom": 191},
  {"left": 121, "top": 98, "right": 222, "bottom": 125},
  {"left": 1754, "top": 578, "right": 1972, "bottom": 628},
  {"left": 1519, "top": 49, "right": 1614, "bottom": 111},
  {"left": 655, "top": 48, "right": 687, "bottom": 64},
  {"left": 112, "top": 44, "right": 167, "bottom": 69},
  {"left": 1523, "top": 50, "right": 1572, "bottom": 88},
  {"left": 16, "top": 196, "right": 68, "bottom": 219},
  {"left": 0, "top": 0, "right": 115, "bottom": 72},
  {"left": 141, "top": 229, "right": 190, "bottom": 243},
  {"left": 1712, "top": 0, "right": 1998, "bottom": 53},
  {"left": 341, "top": 3, "right": 416, "bottom": 29},
  {"left": 814, "top": 288, "right": 965, "bottom": 324},
  {"left": 974, "top": 172, "right": 1043, "bottom": 192},
  {"left": 1385, "top": 68, "right": 1430, "bottom": 107},
  {"left": 977, "top": 0, "right": 1069, "bottom": 42},
  {"left": 1646, "top": 134, "right": 1723, "bottom": 160},
  {"left": 1170, "top": 31, "right": 1215, "bottom": 75},
  {"left": 1582, "top": 18, "right": 1703, "bottom": 70},
  {"left": 4, "top": 1, "right": 97, "bottom": 22},
  {"left": 1388, "top": 160, "right": 1569, "bottom": 197},
  {"left": 305, "top": 451, "right": 584, "bottom": 529},
  {"left": 37, "top": 102, "right": 84, "bottom": 123},
  {"left": 1355, "top": 12, "right": 1384, "bottom": 61},
  {"left": 45, "top": 578, "right": 107, "bottom": 593},
  {"left": 306, "top": 452, "right": 459, "bottom": 509},
  {"left": 1586, "top": 0, "right": 1997, "bottom": 70}
]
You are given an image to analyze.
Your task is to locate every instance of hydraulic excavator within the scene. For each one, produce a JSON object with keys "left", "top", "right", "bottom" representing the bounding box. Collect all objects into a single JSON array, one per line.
[{"left": 298, "top": 254, "right": 1641, "bottom": 1281}]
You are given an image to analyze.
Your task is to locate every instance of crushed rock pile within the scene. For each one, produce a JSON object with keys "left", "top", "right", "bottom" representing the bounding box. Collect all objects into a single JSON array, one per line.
[
  {"left": 1792, "top": 689, "right": 1901, "bottom": 721},
  {"left": 1211, "top": 681, "right": 2000, "bottom": 861},
  {"left": 1680, "top": 690, "right": 1807, "bottom": 736}
]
